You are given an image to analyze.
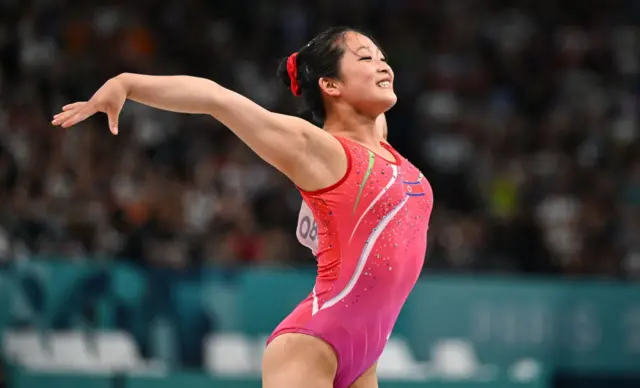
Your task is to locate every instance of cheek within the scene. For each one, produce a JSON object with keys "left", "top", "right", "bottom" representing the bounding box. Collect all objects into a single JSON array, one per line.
[
  {"left": 348, "top": 72, "right": 375, "bottom": 93},
  {"left": 339, "top": 65, "right": 376, "bottom": 97}
]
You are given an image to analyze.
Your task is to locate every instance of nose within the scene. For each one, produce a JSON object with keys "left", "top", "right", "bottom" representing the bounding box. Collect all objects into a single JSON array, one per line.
[{"left": 377, "top": 63, "right": 392, "bottom": 78}]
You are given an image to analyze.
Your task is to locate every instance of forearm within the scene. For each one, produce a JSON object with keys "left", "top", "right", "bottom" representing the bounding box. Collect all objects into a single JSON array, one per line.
[{"left": 115, "top": 73, "right": 221, "bottom": 114}]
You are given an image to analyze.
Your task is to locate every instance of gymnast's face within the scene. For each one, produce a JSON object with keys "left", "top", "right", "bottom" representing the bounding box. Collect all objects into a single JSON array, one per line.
[{"left": 319, "top": 32, "right": 396, "bottom": 117}]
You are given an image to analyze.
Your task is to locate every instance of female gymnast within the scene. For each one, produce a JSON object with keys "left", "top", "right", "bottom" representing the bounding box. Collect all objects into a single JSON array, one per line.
[{"left": 52, "top": 27, "right": 433, "bottom": 388}]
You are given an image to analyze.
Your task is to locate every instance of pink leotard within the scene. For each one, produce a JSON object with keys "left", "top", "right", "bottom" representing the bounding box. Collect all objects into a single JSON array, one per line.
[{"left": 268, "top": 136, "right": 433, "bottom": 388}]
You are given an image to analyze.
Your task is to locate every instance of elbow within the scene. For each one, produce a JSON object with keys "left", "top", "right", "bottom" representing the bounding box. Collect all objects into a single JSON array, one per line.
[{"left": 204, "top": 81, "right": 231, "bottom": 116}]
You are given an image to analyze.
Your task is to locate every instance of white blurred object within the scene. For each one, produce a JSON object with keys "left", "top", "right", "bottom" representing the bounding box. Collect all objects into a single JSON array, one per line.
[
  {"left": 183, "top": 189, "right": 217, "bottom": 233},
  {"left": 254, "top": 335, "right": 270, "bottom": 367},
  {"left": 377, "top": 337, "right": 427, "bottom": 380},
  {"left": 430, "top": 339, "right": 479, "bottom": 379},
  {"left": 426, "top": 338, "right": 500, "bottom": 381},
  {"left": 49, "top": 332, "right": 101, "bottom": 371},
  {"left": 203, "top": 333, "right": 257, "bottom": 375},
  {"left": 4, "top": 330, "right": 159, "bottom": 373},
  {"left": 509, "top": 358, "right": 543, "bottom": 382},
  {"left": 3, "top": 330, "right": 52, "bottom": 367},
  {"left": 417, "top": 91, "right": 460, "bottom": 123},
  {"left": 94, "top": 331, "right": 146, "bottom": 371}
]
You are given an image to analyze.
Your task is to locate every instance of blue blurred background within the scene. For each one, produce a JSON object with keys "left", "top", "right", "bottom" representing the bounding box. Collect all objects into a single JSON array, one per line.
[{"left": 0, "top": 0, "right": 639, "bottom": 387}]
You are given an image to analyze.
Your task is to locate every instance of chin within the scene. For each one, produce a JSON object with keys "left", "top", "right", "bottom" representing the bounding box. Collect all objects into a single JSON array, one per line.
[
  {"left": 378, "top": 92, "right": 398, "bottom": 112},
  {"left": 386, "top": 92, "right": 398, "bottom": 107},
  {"left": 353, "top": 90, "right": 397, "bottom": 115}
]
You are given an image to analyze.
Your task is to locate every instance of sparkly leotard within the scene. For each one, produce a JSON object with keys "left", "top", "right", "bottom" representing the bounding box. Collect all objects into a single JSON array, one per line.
[{"left": 268, "top": 136, "right": 433, "bottom": 388}]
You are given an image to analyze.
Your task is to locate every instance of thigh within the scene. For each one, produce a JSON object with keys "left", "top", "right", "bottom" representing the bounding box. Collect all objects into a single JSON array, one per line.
[
  {"left": 262, "top": 332, "right": 338, "bottom": 388},
  {"left": 349, "top": 362, "right": 378, "bottom": 388}
]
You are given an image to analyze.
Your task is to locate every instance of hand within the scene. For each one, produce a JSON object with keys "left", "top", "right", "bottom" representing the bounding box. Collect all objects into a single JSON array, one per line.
[{"left": 52, "top": 77, "right": 128, "bottom": 135}]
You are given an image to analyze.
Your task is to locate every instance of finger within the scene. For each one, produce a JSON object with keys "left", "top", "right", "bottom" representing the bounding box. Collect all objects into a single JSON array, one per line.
[
  {"left": 53, "top": 109, "right": 78, "bottom": 121},
  {"left": 106, "top": 107, "right": 121, "bottom": 135},
  {"left": 62, "top": 102, "right": 86, "bottom": 112},
  {"left": 60, "top": 106, "right": 98, "bottom": 128},
  {"left": 52, "top": 110, "right": 79, "bottom": 125}
]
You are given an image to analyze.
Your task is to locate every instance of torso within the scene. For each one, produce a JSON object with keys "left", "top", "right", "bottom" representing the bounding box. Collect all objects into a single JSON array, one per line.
[{"left": 270, "top": 136, "right": 433, "bottom": 388}]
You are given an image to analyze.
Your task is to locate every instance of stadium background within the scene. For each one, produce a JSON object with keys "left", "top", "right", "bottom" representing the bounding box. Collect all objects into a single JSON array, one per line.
[{"left": 0, "top": 0, "right": 639, "bottom": 387}]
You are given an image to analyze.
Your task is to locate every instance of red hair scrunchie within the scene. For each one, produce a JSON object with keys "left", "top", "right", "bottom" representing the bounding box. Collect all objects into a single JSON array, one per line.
[{"left": 286, "top": 52, "right": 302, "bottom": 96}]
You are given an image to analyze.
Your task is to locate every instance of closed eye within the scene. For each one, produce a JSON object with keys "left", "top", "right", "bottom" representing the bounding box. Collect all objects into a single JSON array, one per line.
[{"left": 358, "top": 56, "right": 387, "bottom": 62}]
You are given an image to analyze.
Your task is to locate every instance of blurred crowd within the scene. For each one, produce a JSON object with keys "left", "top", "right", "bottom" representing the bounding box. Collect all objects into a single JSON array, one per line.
[{"left": 0, "top": 0, "right": 639, "bottom": 279}]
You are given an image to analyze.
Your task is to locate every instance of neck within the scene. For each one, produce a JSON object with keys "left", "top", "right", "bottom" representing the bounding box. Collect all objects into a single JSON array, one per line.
[{"left": 323, "top": 107, "right": 381, "bottom": 144}]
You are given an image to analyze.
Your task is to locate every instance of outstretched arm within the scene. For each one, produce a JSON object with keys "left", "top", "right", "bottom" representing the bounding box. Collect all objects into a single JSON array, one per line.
[{"left": 52, "top": 74, "right": 346, "bottom": 192}]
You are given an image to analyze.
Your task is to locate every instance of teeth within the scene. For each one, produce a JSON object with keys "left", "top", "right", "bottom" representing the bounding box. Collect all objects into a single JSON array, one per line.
[{"left": 377, "top": 81, "right": 390, "bottom": 88}]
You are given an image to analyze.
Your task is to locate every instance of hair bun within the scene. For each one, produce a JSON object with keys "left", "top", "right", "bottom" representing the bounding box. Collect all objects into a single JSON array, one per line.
[
  {"left": 277, "top": 53, "right": 302, "bottom": 96},
  {"left": 277, "top": 57, "right": 293, "bottom": 90}
]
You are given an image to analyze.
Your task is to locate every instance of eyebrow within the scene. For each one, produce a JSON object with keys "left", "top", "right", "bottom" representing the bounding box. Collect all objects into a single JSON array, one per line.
[{"left": 355, "top": 46, "right": 382, "bottom": 55}]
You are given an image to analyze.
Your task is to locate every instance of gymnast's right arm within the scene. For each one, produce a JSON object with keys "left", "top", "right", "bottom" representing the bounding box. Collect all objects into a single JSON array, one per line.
[{"left": 51, "top": 73, "right": 346, "bottom": 191}]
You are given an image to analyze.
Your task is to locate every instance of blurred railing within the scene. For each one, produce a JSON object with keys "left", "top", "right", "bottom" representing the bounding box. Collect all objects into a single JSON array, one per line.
[{"left": 0, "top": 259, "right": 639, "bottom": 379}]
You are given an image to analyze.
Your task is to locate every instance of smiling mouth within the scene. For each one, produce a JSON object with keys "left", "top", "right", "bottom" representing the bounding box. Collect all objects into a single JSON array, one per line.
[{"left": 377, "top": 80, "right": 391, "bottom": 88}]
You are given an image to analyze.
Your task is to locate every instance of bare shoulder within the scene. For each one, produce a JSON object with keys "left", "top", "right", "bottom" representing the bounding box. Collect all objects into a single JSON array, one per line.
[
  {"left": 203, "top": 85, "right": 347, "bottom": 192},
  {"left": 282, "top": 115, "right": 348, "bottom": 192}
]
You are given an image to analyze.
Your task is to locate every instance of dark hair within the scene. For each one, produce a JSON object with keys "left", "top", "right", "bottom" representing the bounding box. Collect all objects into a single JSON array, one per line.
[{"left": 277, "top": 26, "right": 378, "bottom": 125}]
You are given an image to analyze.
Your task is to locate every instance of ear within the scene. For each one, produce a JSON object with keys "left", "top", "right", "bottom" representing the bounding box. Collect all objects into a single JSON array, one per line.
[{"left": 318, "top": 77, "right": 341, "bottom": 97}]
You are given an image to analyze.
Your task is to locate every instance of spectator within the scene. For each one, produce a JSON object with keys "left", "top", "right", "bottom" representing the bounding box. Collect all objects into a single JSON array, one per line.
[{"left": 0, "top": 0, "right": 638, "bottom": 279}]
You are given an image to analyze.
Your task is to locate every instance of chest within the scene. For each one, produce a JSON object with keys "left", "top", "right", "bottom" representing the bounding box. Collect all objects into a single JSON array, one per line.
[{"left": 351, "top": 158, "right": 433, "bottom": 217}]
